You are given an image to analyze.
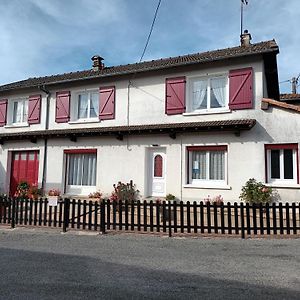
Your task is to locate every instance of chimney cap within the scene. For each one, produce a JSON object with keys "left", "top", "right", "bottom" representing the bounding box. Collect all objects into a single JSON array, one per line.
[
  {"left": 91, "top": 55, "right": 104, "bottom": 61},
  {"left": 91, "top": 55, "right": 104, "bottom": 71},
  {"left": 240, "top": 29, "right": 252, "bottom": 47}
]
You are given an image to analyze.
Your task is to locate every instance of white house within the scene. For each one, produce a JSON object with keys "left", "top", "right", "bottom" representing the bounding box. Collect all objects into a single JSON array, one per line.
[{"left": 0, "top": 32, "right": 299, "bottom": 202}]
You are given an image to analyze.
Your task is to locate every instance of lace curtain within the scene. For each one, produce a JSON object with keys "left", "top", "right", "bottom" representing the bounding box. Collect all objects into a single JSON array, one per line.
[
  {"left": 210, "top": 77, "right": 226, "bottom": 108},
  {"left": 192, "top": 151, "right": 225, "bottom": 180},
  {"left": 192, "top": 80, "right": 207, "bottom": 110},
  {"left": 68, "top": 154, "right": 97, "bottom": 186}
]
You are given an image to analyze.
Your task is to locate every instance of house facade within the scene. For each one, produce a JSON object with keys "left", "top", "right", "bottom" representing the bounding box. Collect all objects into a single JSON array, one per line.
[{"left": 0, "top": 34, "right": 299, "bottom": 202}]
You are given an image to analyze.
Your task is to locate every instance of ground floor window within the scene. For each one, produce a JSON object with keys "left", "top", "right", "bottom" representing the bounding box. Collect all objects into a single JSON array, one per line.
[
  {"left": 265, "top": 144, "right": 299, "bottom": 185},
  {"left": 187, "top": 145, "right": 227, "bottom": 185},
  {"left": 64, "top": 150, "right": 97, "bottom": 193}
]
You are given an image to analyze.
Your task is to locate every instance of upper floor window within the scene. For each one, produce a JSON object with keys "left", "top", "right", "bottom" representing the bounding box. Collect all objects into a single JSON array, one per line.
[
  {"left": 77, "top": 91, "right": 99, "bottom": 120},
  {"left": 188, "top": 76, "right": 228, "bottom": 113},
  {"left": 12, "top": 99, "right": 28, "bottom": 124}
]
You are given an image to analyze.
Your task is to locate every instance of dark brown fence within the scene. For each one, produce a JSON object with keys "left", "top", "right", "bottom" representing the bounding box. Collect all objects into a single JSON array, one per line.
[{"left": 0, "top": 197, "right": 300, "bottom": 238}]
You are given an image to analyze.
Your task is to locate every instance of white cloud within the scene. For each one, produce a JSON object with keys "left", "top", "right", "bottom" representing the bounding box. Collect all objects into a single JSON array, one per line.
[{"left": 0, "top": 0, "right": 299, "bottom": 93}]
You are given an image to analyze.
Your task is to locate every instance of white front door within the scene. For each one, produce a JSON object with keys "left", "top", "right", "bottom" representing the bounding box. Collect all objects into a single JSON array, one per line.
[{"left": 149, "top": 150, "right": 166, "bottom": 197}]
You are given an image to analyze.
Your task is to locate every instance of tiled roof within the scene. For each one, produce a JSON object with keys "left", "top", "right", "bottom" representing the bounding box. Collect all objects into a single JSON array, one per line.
[
  {"left": 262, "top": 98, "right": 300, "bottom": 113},
  {"left": 280, "top": 93, "right": 300, "bottom": 101},
  {"left": 0, "top": 119, "right": 256, "bottom": 142},
  {"left": 0, "top": 40, "right": 278, "bottom": 92}
]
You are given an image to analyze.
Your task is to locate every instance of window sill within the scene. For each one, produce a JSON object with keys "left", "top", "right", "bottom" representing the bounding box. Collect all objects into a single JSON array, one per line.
[
  {"left": 183, "top": 184, "right": 231, "bottom": 190},
  {"left": 265, "top": 183, "right": 300, "bottom": 189},
  {"left": 68, "top": 119, "right": 100, "bottom": 125},
  {"left": 183, "top": 109, "right": 231, "bottom": 116},
  {"left": 4, "top": 123, "right": 29, "bottom": 128}
]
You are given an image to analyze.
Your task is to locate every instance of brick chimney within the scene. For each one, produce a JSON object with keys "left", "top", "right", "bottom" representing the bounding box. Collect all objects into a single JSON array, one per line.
[
  {"left": 240, "top": 30, "right": 252, "bottom": 47},
  {"left": 91, "top": 55, "right": 104, "bottom": 71}
]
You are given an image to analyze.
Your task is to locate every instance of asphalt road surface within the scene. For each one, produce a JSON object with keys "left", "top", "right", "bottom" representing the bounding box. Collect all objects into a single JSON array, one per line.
[{"left": 0, "top": 228, "right": 299, "bottom": 299}]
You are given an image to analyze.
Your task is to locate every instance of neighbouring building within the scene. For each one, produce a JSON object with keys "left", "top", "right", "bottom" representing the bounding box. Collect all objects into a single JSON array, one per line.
[{"left": 0, "top": 32, "right": 299, "bottom": 202}]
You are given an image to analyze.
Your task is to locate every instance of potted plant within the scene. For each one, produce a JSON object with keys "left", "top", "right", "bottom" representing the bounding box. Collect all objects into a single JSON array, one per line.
[
  {"left": 88, "top": 191, "right": 103, "bottom": 202},
  {"left": 47, "top": 189, "right": 61, "bottom": 204}
]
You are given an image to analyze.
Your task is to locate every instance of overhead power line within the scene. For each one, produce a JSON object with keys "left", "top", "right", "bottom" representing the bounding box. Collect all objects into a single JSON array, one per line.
[{"left": 138, "top": 0, "right": 162, "bottom": 63}]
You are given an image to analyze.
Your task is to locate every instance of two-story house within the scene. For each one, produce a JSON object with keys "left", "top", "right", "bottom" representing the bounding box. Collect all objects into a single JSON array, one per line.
[{"left": 0, "top": 32, "right": 299, "bottom": 202}]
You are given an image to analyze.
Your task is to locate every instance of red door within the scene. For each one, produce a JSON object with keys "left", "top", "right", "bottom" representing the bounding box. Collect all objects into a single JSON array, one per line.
[{"left": 10, "top": 151, "right": 39, "bottom": 196}]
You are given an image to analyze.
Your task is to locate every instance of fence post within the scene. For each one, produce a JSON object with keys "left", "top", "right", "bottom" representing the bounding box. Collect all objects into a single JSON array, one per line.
[
  {"left": 100, "top": 199, "right": 106, "bottom": 234},
  {"left": 240, "top": 202, "right": 245, "bottom": 239},
  {"left": 11, "top": 198, "right": 16, "bottom": 229},
  {"left": 168, "top": 201, "right": 172, "bottom": 237},
  {"left": 63, "top": 198, "right": 70, "bottom": 233}
]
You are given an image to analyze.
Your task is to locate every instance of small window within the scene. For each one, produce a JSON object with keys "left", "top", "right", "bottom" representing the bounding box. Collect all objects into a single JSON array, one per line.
[
  {"left": 76, "top": 91, "right": 98, "bottom": 120},
  {"left": 187, "top": 146, "right": 227, "bottom": 185},
  {"left": 265, "top": 144, "right": 298, "bottom": 185},
  {"left": 189, "top": 76, "right": 227, "bottom": 112},
  {"left": 154, "top": 155, "right": 163, "bottom": 177},
  {"left": 12, "top": 99, "right": 28, "bottom": 124}
]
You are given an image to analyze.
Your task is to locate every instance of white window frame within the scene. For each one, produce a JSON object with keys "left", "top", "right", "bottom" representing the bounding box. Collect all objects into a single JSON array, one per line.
[
  {"left": 65, "top": 151, "right": 97, "bottom": 195},
  {"left": 72, "top": 90, "right": 99, "bottom": 122},
  {"left": 266, "top": 148, "right": 298, "bottom": 185},
  {"left": 188, "top": 148, "right": 228, "bottom": 187},
  {"left": 9, "top": 98, "right": 28, "bottom": 125},
  {"left": 187, "top": 73, "right": 229, "bottom": 114}
]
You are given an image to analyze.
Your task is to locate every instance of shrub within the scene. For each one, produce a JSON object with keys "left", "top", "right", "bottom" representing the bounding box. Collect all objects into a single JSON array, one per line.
[
  {"left": 239, "top": 178, "right": 273, "bottom": 204},
  {"left": 15, "top": 181, "right": 30, "bottom": 198},
  {"left": 109, "top": 180, "right": 139, "bottom": 202},
  {"left": 165, "top": 193, "right": 176, "bottom": 201}
]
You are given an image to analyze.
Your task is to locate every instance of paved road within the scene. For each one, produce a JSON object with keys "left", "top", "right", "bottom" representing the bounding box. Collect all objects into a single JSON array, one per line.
[{"left": 0, "top": 228, "right": 299, "bottom": 300}]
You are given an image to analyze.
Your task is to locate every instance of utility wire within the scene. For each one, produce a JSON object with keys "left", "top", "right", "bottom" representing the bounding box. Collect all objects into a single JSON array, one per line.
[{"left": 138, "top": 0, "right": 162, "bottom": 63}]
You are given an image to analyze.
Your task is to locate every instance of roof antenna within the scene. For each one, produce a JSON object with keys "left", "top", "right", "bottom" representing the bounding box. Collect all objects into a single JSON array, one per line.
[
  {"left": 291, "top": 74, "right": 300, "bottom": 94},
  {"left": 240, "top": 0, "right": 249, "bottom": 37}
]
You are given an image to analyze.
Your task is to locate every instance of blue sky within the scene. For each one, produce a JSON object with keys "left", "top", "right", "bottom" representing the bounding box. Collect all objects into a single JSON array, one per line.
[{"left": 0, "top": 0, "right": 299, "bottom": 93}]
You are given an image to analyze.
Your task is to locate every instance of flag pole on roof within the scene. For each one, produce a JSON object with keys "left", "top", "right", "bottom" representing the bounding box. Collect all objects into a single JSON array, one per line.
[{"left": 241, "top": 0, "right": 249, "bottom": 37}]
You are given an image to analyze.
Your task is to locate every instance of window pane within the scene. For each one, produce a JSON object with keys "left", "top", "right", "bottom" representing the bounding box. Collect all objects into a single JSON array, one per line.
[
  {"left": 78, "top": 94, "right": 88, "bottom": 119},
  {"left": 154, "top": 155, "right": 163, "bottom": 177},
  {"left": 23, "top": 100, "right": 28, "bottom": 121},
  {"left": 29, "top": 153, "right": 35, "bottom": 160},
  {"left": 210, "top": 77, "right": 226, "bottom": 108},
  {"left": 284, "top": 149, "right": 293, "bottom": 179},
  {"left": 209, "top": 151, "right": 225, "bottom": 180},
  {"left": 68, "top": 153, "right": 96, "bottom": 186},
  {"left": 270, "top": 150, "right": 280, "bottom": 179},
  {"left": 90, "top": 93, "right": 99, "bottom": 118},
  {"left": 13, "top": 102, "right": 21, "bottom": 123},
  {"left": 192, "top": 80, "right": 207, "bottom": 110},
  {"left": 192, "top": 151, "right": 206, "bottom": 179}
]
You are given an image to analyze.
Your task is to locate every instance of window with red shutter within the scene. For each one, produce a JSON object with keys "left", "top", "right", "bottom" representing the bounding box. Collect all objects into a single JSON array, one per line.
[
  {"left": 99, "top": 86, "right": 115, "bottom": 120},
  {"left": 28, "top": 95, "right": 41, "bottom": 124},
  {"left": 56, "top": 91, "right": 70, "bottom": 123},
  {"left": 165, "top": 77, "right": 186, "bottom": 115},
  {"left": 229, "top": 67, "right": 253, "bottom": 110},
  {"left": 0, "top": 99, "right": 8, "bottom": 127}
]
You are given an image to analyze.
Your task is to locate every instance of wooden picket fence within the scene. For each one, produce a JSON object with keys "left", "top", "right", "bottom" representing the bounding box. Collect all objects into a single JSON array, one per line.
[{"left": 0, "top": 197, "right": 300, "bottom": 238}]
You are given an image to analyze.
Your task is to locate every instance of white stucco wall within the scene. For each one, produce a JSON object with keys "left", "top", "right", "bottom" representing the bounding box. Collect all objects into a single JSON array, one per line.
[{"left": 0, "top": 55, "right": 299, "bottom": 202}]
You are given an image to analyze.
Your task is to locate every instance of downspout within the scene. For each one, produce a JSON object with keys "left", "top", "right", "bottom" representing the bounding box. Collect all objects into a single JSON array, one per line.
[{"left": 39, "top": 85, "right": 51, "bottom": 192}]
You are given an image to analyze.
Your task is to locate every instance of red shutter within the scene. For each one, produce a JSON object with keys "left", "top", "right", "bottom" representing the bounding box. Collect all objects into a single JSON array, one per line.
[
  {"left": 0, "top": 99, "right": 8, "bottom": 127},
  {"left": 165, "top": 77, "right": 186, "bottom": 115},
  {"left": 56, "top": 91, "right": 70, "bottom": 123},
  {"left": 99, "top": 86, "right": 115, "bottom": 120},
  {"left": 229, "top": 67, "right": 253, "bottom": 110},
  {"left": 28, "top": 95, "right": 41, "bottom": 124}
]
